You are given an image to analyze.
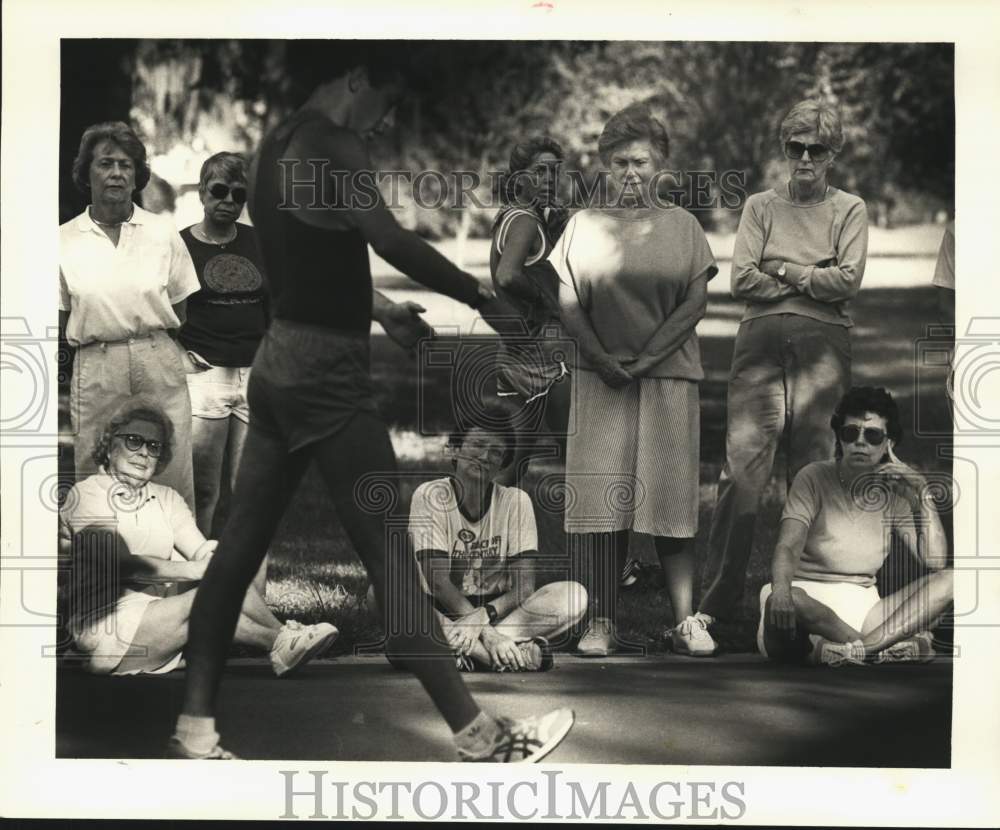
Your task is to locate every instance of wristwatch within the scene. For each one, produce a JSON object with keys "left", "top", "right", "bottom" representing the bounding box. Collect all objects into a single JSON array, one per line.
[{"left": 484, "top": 603, "right": 499, "bottom": 625}]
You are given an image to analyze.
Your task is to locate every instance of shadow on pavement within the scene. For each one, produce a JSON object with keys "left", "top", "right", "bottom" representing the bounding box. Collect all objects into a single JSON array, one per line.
[{"left": 57, "top": 655, "right": 951, "bottom": 766}]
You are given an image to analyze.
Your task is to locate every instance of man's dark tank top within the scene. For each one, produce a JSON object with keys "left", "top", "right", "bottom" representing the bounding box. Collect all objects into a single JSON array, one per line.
[{"left": 249, "top": 109, "right": 372, "bottom": 333}]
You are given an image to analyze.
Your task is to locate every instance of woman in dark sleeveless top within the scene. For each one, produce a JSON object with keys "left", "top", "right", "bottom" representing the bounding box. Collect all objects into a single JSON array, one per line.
[
  {"left": 489, "top": 136, "right": 571, "bottom": 487},
  {"left": 170, "top": 56, "right": 575, "bottom": 763}
]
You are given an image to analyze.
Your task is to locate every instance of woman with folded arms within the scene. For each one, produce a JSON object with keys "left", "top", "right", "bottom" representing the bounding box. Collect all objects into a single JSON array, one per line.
[{"left": 698, "top": 100, "right": 869, "bottom": 652}]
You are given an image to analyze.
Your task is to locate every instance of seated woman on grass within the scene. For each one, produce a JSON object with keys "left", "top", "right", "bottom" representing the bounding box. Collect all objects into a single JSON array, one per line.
[
  {"left": 759, "top": 386, "right": 953, "bottom": 666},
  {"left": 406, "top": 408, "right": 588, "bottom": 672},
  {"left": 59, "top": 399, "right": 337, "bottom": 677}
]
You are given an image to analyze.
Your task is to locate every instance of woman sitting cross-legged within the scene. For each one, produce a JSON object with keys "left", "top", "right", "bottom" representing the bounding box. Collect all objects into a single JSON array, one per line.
[
  {"left": 404, "top": 408, "right": 588, "bottom": 672},
  {"left": 759, "top": 386, "right": 953, "bottom": 666},
  {"left": 59, "top": 399, "right": 338, "bottom": 677}
]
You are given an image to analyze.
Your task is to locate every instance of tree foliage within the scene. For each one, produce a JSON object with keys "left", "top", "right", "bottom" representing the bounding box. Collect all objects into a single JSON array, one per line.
[{"left": 61, "top": 39, "right": 954, "bottom": 232}]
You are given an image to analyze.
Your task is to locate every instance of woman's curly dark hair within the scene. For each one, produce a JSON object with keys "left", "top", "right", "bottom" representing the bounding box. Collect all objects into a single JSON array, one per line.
[
  {"left": 91, "top": 398, "right": 174, "bottom": 475},
  {"left": 499, "top": 136, "right": 565, "bottom": 205},
  {"left": 447, "top": 404, "right": 517, "bottom": 468},
  {"left": 72, "top": 121, "right": 151, "bottom": 196},
  {"left": 830, "top": 386, "right": 902, "bottom": 460}
]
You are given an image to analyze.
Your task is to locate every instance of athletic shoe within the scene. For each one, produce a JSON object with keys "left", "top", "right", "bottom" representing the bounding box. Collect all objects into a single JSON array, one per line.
[
  {"left": 576, "top": 617, "right": 617, "bottom": 657},
  {"left": 270, "top": 620, "right": 339, "bottom": 678},
  {"left": 494, "top": 637, "right": 554, "bottom": 672},
  {"left": 619, "top": 558, "right": 640, "bottom": 588},
  {"left": 460, "top": 708, "right": 575, "bottom": 763},
  {"left": 165, "top": 736, "right": 239, "bottom": 760},
  {"left": 876, "top": 631, "right": 936, "bottom": 664},
  {"left": 667, "top": 614, "right": 717, "bottom": 656},
  {"left": 818, "top": 639, "right": 867, "bottom": 667}
]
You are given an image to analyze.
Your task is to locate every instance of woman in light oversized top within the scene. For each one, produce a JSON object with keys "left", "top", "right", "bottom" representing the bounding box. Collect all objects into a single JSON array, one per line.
[
  {"left": 697, "top": 100, "right": 869, "bottom": 652},
  {"left": 759, "top": 386, "right": 952, "bottom": 666},
  {"left": 550, "top": 103, "right": 718, "bottom": 657}
]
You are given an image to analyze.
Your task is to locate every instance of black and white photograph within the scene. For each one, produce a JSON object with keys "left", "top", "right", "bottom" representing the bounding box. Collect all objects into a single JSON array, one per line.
[{"left": 2, "top": 0, "right": 999, "bottom": 824}]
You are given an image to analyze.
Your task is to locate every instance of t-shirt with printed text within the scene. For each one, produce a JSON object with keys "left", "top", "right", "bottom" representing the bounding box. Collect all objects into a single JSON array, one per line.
[{"left": 408, "top": 477, "right": 538, "bottom": 598}]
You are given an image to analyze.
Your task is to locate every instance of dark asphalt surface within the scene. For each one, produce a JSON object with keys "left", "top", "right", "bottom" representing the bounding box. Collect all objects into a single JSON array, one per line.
[{"left": 57, "top": 654, "right": 952, "bottom": 766}]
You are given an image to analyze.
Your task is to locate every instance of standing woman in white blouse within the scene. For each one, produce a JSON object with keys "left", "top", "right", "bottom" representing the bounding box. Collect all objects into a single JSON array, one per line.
[{"left": 59, "top": 122, "right": 200, "bottom": 508}]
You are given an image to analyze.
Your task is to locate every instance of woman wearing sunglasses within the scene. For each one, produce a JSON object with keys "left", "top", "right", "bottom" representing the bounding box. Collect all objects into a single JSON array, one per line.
[
  {"left": 179, "top": 152, "right": 268, "bottom": 540},
  {"left": 59, "top": 400, "right": 338, "bottom": 676},
  {"left": 59, "top": 122, "right": 200, "bottom": 509},
  {"left": 758, "top": 386, "right": 952, "bottom": 666},
  {"left": 696, "top": 100, "right": 869, "bottom": 651}
]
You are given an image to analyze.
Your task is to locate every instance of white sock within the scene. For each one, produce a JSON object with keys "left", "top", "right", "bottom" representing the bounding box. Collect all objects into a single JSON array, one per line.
[
  {"left": 695, "top": 612, "right": 714, "bottom": 625},
  {"left": 174, "top": 714, "right": 219, "bottom": 755},
  {"left": 453, "top": 711, "right": 501, "bottom": 757}
]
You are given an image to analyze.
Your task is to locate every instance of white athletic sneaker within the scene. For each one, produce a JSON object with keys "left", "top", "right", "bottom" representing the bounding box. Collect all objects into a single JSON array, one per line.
[
  {"left": 493, "top": 637, "right": 554, "bottom": 672},
  {"left": 459, "top": 708, "right": 575, "bottom": 763},
  {"left": 270, "top": 620, "right": 339, "bottom": 677},
  {"left": 876, "top": 631, "right": 936, "bottom": 664},
  {"left": 668, "top": 614, "right": 717, "bottom": 656},
  {"left": 818, "top": 639, "right": 867, "bottom": 667},
  {"left": 576, "top": 617, "right": 617, "bottom": 657},
  {"left": 165, "top": 736, "right": 240, "bottom": 760}
]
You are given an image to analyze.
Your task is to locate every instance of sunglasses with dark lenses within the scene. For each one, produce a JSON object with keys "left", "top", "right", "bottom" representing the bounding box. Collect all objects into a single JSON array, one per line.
[
  {"left": 208, "top": 183, "right": 247, "bottom": 203},
  {"left": 116, "top": 433, "right": 164, "bottom": 457},
  {"left": 783, "top": 141, "right": 832, "bottom": 162},
  {"left": 839, "top": 425, "right": 887, "bottom": 446}
]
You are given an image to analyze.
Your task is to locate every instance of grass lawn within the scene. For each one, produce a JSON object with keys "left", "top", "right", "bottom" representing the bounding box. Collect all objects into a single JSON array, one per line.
[
  {"left": 227, "top": 285, "right": 954, "bottom": 655},
  {"left": 57, "top": 285, "right": 954, "bottom": 656}
]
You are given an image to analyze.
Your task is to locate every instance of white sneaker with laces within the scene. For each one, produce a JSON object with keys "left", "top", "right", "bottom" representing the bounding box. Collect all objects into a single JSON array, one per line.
[
  {"left": 876, "top": 631, "right": 936, "bottom": 664},
  {"left": 459, "top": 708, "right": 575, "bottom": 763},
  {"left": 668, "top": 614, "right": 717, "bottom": 656},
  {"left": 819, "top": 639, "right": 867, "bottom": 667},
  {"left": 270, "top": 620, "right": 339, "bottom": 677}
]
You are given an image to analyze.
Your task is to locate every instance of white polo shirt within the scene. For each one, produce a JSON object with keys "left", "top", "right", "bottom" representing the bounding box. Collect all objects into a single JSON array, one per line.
[{"left": 59, "top": 204, "right": 200, "bottom": 346}]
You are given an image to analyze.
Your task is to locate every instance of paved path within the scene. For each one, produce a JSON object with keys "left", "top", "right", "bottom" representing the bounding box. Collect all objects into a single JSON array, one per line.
[{"left": 57, "top": 654, "right": 951, "bottom": 766}]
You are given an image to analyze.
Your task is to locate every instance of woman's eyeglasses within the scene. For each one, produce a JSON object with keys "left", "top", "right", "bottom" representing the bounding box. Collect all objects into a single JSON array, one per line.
[
  {"left": 783, "top": 141, "right": 832, "bottom": 162},
  {"left": 208, "top": 183, "right": 247, "bottom": 203},
  {"left": 115, "top": 433, "right": 164, "bottom": 457},
  {"left": 839, "top": 425, "right": 886, "bottom": 446}
]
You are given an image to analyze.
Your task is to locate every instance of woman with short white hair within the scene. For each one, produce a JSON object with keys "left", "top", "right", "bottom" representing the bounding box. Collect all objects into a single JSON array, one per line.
[
  {"left": 59, "top": 399, "right": 337, "bottom": 677},
  {"left": 698, "top": 100, "right": 869, "bottom": 651}
]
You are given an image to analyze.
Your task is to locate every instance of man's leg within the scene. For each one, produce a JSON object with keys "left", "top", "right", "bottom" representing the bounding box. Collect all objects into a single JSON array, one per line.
[
  {"left": 310, "top": 412, "right": 481, "bottom": 734},
  {"left": 700, "top": 320, "right": 785, "bottom": 620},
  {"left": 181, "top": 427, "right": 310, "bottom": 717}
]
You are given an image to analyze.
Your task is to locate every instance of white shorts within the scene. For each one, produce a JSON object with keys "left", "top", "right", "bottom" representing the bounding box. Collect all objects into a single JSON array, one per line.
[
  {"left": 71, "top": 591, "right": 183, "bottom": 676},
  {"left": 186, "top": 363, "right": 252, "bottom": 422},
  {"left": 757, "top": 579, "right": 881, "bottom": 658}
]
